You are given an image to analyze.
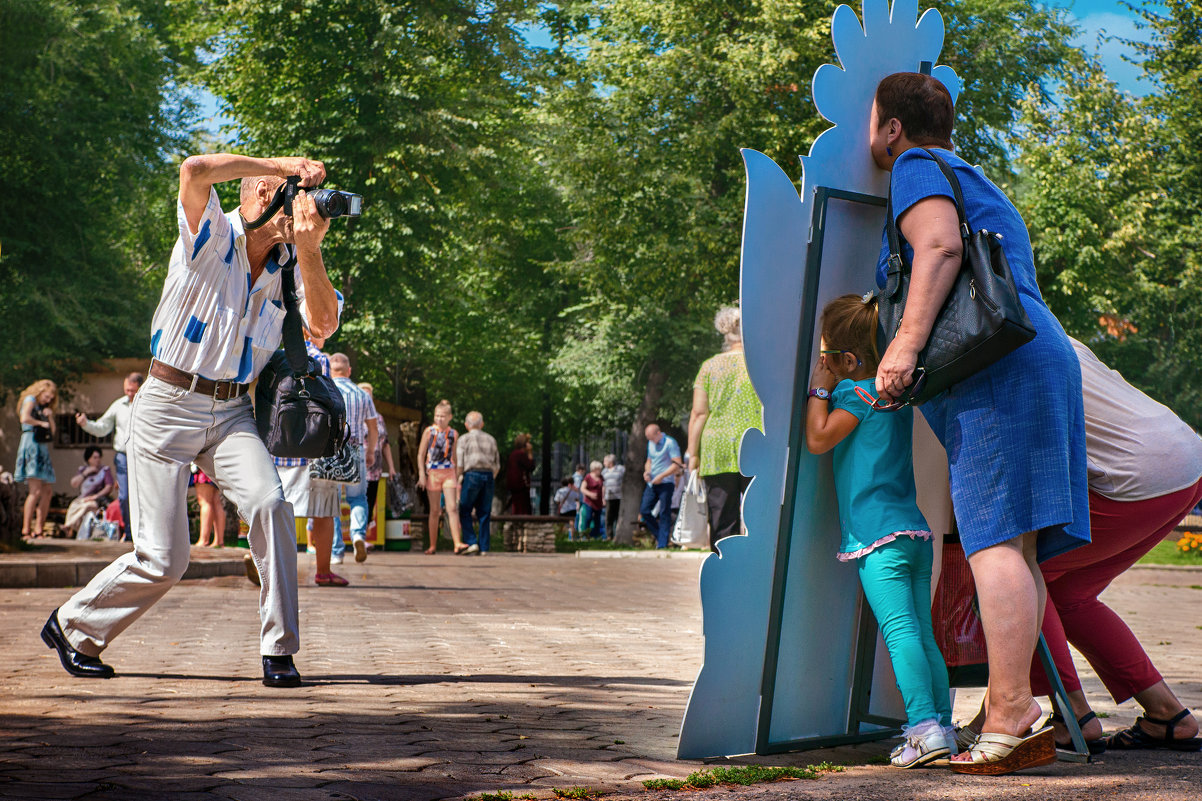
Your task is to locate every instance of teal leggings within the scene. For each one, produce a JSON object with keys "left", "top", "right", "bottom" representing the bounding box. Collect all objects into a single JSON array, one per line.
[{"left": 857, "top": 536, "right": 952, "bottom": 727}]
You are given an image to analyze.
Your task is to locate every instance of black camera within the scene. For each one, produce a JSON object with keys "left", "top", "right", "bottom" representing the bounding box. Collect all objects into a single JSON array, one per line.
[
  {"left": 281, "top": 176, "right": 362, "bottom": 220},
  {"left": 244, "top": 174, "right": 365, "bottom": 232}
]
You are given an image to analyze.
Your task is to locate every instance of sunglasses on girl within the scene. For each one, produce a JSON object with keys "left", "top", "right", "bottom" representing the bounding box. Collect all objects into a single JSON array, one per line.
[{"left": 820, "top": 348, "right": 862, "bottom": 367}]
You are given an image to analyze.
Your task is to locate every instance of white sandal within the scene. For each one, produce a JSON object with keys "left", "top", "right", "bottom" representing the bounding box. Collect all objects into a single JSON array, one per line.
[{"left": 890, "top": 720, "right": 951, "bottom": 768}]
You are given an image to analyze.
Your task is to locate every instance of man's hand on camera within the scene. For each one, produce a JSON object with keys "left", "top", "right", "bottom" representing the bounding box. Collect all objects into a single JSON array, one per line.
[
  {"left": 292, "top": 190, "right": 330, "bottom": 250},
  {"left": 272, "top": 157, "right": 325, "bottom": 188}
]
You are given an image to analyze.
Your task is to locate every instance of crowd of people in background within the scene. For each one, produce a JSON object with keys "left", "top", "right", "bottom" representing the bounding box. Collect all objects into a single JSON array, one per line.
[{"left": 13, "top": 300, "right": 762, "bottom": 556}]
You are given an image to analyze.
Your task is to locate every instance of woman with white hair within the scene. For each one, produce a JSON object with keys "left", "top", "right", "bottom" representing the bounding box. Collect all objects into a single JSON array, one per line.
[
  {"left": 686, "top": 305, "right": 763, "bottom": 548},
  {"left": 579, "top": 460, "right": 606, "bottom": 540}
]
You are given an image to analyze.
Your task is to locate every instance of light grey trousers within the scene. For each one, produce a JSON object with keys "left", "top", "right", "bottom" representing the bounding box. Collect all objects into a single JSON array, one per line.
[{"left": 59, "top": 376, "right": 300, "bottom": 657}]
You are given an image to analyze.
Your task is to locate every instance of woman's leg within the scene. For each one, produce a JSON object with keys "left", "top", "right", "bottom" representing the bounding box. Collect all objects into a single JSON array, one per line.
[
  {"left": 965, "top": 532, "right": 1045, "bottom": 738},
  {"left": 211, "top": 491, "right": 226, "bottom": 546},
  {"left": 858, "top": 540, "right": 942, "bottom": 727},
  {"left": 310, "top": 516, "right": 334, "bottom": 575},
  {"left": 442, "top": 478, "right": 465, "bottom": 550},
  {"left": 425, "top": 487, "right": 442, "bottom": 553},
  {"left": 35, "top": 480, "right": 52, "bottom": 535},
  {"left": 705, "top": 472, "right": 743, "bottom": 545},
  {"left": 196, "top": 485, "right": 214, "bottom": 546},
  {"left": 1043, "top": 689, "right": 1105, "bottom": 744},
  {"left": 23, "top": 479, "right": 43, "bottom": 535},
  {"left": 1130, "top": 681, "right": 1199, "bottom": 740}
]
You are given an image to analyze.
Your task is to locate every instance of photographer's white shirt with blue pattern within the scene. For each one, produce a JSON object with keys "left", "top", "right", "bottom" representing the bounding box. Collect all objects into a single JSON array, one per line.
[{"left": 149, "top": 187, "right": 341, "bottom": 383}]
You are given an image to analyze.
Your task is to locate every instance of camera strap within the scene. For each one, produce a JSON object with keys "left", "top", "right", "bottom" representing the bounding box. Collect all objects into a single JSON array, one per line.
[
  {"left": 278, "top": 253, "right": 312, "bottom": 376},
  {"left": 243, "top": 176, "right": 303, "bottom": 230}
]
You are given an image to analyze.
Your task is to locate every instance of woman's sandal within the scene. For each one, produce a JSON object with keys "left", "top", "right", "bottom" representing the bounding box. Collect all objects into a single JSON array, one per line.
[
  {"left": 1049, "top": 710, "right": 1108, "bottom": 755},
  {"left": 950, "top": 727, "right": 1057, "bottom": 775},
  {"left": 1106, "top": 709, "right": 1202, "bottom": 752},
  {"left": 954, "top": 725, "right": 979, "bottom": 752},
  {"left": 314, "top": 572, "right": 349, "bottom": 587}
]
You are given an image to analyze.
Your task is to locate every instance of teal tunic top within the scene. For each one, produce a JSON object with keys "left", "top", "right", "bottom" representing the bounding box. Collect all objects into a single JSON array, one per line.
[{"left": 830, "top": 379, "right": 929, "bottom": 557}]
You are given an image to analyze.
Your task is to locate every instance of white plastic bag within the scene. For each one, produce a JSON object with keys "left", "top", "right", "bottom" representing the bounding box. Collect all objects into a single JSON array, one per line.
[
  {"left": 76, "top": 511, "right": 97, "bottom": 540},
  {"left": 671, "top": 471, "right": 709, "bottom": 548}
]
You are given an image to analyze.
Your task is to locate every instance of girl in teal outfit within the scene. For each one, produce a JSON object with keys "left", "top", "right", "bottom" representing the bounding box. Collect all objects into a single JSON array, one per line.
[{"left": 805, "top": 294, "right": 953, "bottom": 768}]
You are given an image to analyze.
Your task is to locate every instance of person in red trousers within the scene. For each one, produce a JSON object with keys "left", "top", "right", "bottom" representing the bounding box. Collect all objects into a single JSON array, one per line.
[{"left": 961, "top": 338, "right": 1202, "bottom": 754}]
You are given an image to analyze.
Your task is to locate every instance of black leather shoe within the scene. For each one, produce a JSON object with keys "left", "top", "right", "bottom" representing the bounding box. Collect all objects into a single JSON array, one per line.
[
  {"left": 41, "top": 610, "right": 114, "bottom": 678},
  {"left": 262, "top": 655, "right": 302, "bottom": 687}
]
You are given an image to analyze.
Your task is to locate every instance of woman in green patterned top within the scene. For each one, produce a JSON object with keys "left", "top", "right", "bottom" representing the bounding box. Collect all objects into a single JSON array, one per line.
[{"left": 686, "top": 305, "right": 764, "bottom": 546}]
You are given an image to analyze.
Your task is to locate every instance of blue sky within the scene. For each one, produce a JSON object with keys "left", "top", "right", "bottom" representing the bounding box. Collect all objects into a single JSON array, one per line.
[{"left": 1066, "top": 0, "right": 1153, "bottom": 93}]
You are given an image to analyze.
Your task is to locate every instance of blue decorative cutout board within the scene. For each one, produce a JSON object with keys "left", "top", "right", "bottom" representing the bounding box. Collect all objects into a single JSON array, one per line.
[{"left": 678, "top": 0, "right": 961, "bottom": 758}]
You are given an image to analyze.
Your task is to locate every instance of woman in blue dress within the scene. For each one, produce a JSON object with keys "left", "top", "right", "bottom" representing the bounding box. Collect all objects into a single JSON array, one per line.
[
  {"left": 867, "top": 73, "right": 1090, "bottom": 775},
  {"left": 14, "top": 379, "right": 58, "bottom": 538}
]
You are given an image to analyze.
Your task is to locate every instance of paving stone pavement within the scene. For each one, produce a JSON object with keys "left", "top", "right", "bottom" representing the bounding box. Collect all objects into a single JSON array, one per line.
[
  {"left": 0, "top": 550, "right": 1199, "bottom": 801},
  {"left": 0, "top": 539, "right": 245, "bottom": 588}
]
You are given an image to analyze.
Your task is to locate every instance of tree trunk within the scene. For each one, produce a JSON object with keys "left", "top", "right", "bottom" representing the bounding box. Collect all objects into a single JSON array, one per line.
[
  {"left": 614, "top": 360, "right": 666, "bottom": 546},
  {"left": 0, "top": 482, "right": 29, "bottom": 551}
]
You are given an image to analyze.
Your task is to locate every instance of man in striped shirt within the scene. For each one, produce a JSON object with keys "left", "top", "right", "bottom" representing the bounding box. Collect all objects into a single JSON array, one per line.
[
  {"left": 307, "top": 353, "right": 377, "bottom": 584},
  {"left": 43, "top": 153, "right": 340, "bottom": 689}
]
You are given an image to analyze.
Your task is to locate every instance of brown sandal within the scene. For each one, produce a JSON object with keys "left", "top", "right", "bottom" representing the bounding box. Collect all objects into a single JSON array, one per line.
[{"left": 950, "top": 727, "right": 1056, "bottom": 775}]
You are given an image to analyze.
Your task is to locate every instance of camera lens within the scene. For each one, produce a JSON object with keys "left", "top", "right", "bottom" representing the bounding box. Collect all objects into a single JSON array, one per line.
[
  {"left": 324, "top": 192, "right": 347, "bottom": 218},
  {"left": 309, "top": 188, "right": 344, "bottom": 218}
]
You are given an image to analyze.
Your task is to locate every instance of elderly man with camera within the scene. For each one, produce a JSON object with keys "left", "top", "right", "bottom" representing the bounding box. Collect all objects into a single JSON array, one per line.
[{"left": 41, "top": 153, "right": 343, "bottom": 688}]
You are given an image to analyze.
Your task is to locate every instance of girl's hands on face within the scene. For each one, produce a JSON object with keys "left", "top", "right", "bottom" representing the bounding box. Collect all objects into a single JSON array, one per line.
[{"left": 810, "top": 354, "right": 838, "bottom": 392}]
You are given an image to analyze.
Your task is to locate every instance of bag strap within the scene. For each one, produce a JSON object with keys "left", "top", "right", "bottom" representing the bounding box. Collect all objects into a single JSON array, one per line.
[
  {"left": 884, "top": 148, "right": 971, "bottom": 298},
  {"left": 923, "top": 149, "right": 971, "bottom": 239},
  {"left": 278, "top": 251, "right": 310, "bottom": 375}
]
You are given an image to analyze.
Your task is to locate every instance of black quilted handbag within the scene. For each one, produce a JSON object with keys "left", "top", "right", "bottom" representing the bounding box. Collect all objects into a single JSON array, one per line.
[
  {"left": 254, "top": 262, "right": 348, "bottom": 458},
  {"left": 877, "top": 149, "right": 1037, "bottom": 406}
]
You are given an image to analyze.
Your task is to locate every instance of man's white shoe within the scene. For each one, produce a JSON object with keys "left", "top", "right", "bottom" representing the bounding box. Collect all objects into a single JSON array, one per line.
[
  {"left": 462, "top": 543, "right": 480, "bottom": 555},
  {"left": 330, "top": 553, "right": 343, "bottom": 565},
  {"left": 890, "top": 720, "right": 951, "bottom": 768}
]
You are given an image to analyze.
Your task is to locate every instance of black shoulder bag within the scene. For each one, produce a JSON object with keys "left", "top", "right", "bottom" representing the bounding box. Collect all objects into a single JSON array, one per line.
[
  {"left": 876, "top": 149, "right": 1037, "bottom": 407},
  {"left": 254, "top": 260, "right": 348, "bottom": 458}
]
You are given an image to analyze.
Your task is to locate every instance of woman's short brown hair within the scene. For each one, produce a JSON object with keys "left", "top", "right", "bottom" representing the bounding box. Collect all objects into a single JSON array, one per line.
[{"left": 874, "top": 72, "right": 954, "bottom": 150}]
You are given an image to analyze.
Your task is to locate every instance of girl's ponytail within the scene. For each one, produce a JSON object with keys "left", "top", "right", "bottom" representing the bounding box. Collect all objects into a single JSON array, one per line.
[{"left": 820, "top": 292, "right": 881, "bottom": 372}]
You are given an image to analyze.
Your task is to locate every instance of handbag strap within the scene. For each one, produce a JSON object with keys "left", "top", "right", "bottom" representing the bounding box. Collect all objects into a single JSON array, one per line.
[
  {"left": 278, "top": 252, "right": 310, "bottom": 375},
  {"left": 884, "top": 148, "right": 971, "bottom": 297}
]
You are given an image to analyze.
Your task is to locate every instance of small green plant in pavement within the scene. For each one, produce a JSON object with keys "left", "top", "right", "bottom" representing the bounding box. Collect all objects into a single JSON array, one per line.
[{"left": 642, "top": 762, "right": 844, "bottom": 790}]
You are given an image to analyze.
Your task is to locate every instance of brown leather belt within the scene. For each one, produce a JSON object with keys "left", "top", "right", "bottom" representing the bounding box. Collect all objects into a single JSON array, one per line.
[{"left": 149, "top": 360, "right": 250, "bottom": 401}]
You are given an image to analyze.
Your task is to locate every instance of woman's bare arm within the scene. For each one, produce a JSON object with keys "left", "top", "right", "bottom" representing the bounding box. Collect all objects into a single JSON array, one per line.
[{"left": 875, "top": 195, "right": 963, "bottom": 403}]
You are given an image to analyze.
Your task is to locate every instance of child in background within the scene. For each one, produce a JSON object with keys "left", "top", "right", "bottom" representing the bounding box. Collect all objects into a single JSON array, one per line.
[
  {"left": 553, "top": 477, "right": 581, "bottom": 540},
  {"left": 805, "top": 293, "right": 953, "bottom": 768}
]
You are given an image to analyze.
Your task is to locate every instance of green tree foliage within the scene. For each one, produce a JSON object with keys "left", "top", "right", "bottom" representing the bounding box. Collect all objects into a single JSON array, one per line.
[
  {"left": 0, "top": 0, "right": 198, "bottom": 391},
  {"left": 538, "top": 0, "right": 1078, "bottom": 435},
  {"left": 933, "top": 0, "right": 1077, "bottom": 181},
  {"left": 1019, "top": 0, "right": 1202, "bottom": 426},
  {"left": 205, "top": 0, "right": 570, "bottom": 439}
]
